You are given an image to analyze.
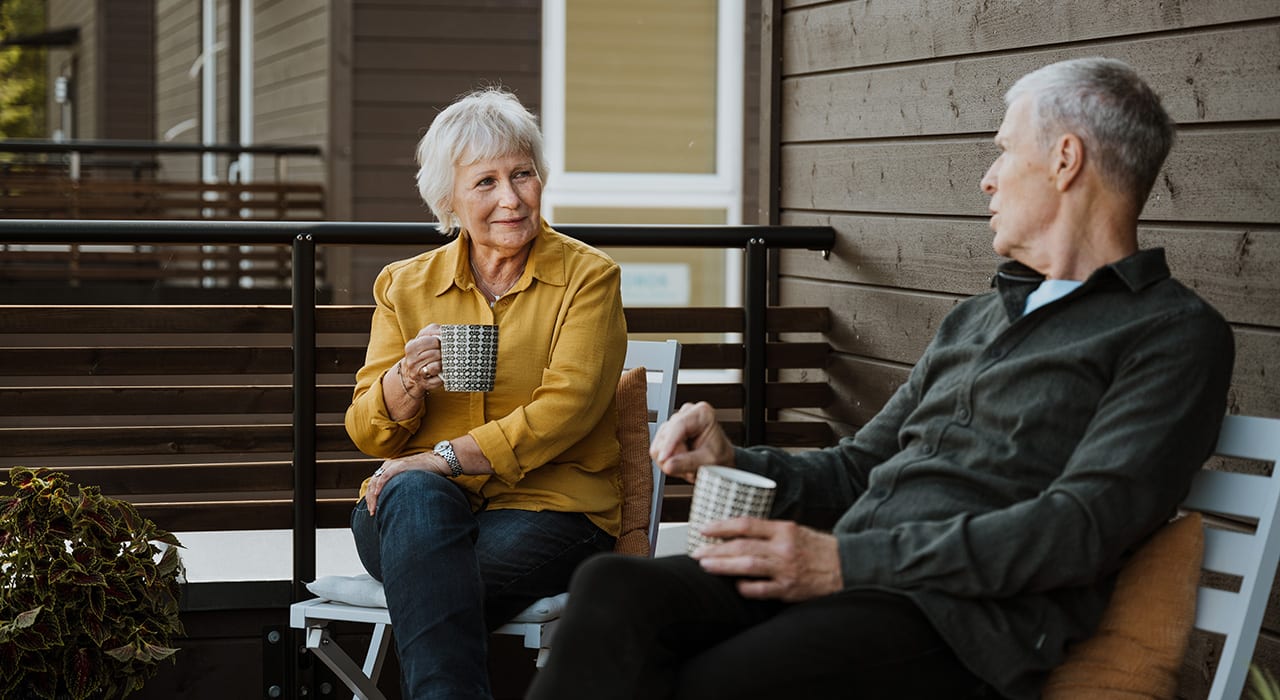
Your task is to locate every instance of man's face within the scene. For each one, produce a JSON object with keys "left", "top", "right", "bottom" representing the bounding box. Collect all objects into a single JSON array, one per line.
[{"left": 980, "top": 97, "right": 1060, "bottom": 264}]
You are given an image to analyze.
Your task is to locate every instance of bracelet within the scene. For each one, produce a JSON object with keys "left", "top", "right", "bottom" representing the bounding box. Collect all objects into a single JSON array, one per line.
[{"left": 395, "top": 360, "right": 426, "bottom": 401}]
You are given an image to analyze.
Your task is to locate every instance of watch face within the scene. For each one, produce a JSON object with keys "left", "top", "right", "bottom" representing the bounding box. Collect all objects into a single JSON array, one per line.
[{"left": 435, "top": 440, "right": 450, "bottom": 453}]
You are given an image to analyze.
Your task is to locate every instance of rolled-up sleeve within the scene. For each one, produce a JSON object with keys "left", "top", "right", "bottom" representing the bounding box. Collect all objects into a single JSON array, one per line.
[{"left": 344, "top": 264, "right": 425, "bottom": 458}]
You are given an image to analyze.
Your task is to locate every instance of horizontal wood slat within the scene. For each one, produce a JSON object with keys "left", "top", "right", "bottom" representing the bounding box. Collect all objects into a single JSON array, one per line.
[
  {"left": 0, "top": 385, "right": 356, "bottom": 416},
  {"left": 677, "top": 382, "right": 833, "bottom": 410},
  {"left": 0, "top": 348, "right": 366, "bottom": 377},
  {"left": 1, "top": 302, "right": 835, "bottom": 535},
  {"left": 0, "top": 305, "right": 831, "bottom": 336},
  {"left": 722, "top": 420, "right": 835, "bottom": 447},
  {"left": 57, "top": 459, "right": 379, "bottom": 495},
  {"left": 781, "top": 130, "right": 1280, "bottom": 225},
  {"left": 680, "top": 341, "right": 829, "bottom": 369},
  {"left": 0, "top": 424, "right": 355, "bottom": 459},
  {"left": 132, "top": 497, "right": 358, "bottom": 532},
  {"left": 0, "top": 177, "right": 325, "bottom": 220},
  {"left": 1, "top": 249, "right": 292, "bottom": 265},
  {"left": 0, "top": 347, "right": 293, "bottom": 376},
  {"left": 0, "top": 305, "right": 294, "bottom": 333}
]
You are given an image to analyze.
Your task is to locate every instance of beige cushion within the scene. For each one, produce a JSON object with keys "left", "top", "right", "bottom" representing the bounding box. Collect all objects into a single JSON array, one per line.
[
  {"left": 1042, "top": 512, "right": 1204, "bottom": 700},
  {"left": 613, "top": 366, "right": 653, "bottom": 557}
]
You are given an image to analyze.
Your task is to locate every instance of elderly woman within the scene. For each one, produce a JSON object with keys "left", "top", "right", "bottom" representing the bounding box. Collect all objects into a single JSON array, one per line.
[{"left": 345, "top": 88, "right": 627, "bottom": 698}]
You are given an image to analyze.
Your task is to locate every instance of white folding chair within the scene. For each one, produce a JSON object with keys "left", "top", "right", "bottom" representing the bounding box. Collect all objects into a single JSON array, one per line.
[
  {"left": 1181, "top": 414, "right": 1280, "bottom": 700},
  {"left": 290, "top": 339, "right": 681, "bottom": 699}
]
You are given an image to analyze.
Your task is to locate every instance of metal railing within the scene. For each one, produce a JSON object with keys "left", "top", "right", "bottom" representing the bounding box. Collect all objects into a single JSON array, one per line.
[{"left": 0, "top": 218, "right": 835, "bottom": 594}]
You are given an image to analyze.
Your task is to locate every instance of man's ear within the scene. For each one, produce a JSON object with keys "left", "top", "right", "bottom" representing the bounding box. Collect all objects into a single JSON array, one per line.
[{"left": 1052, "top": 133, "right": 1085, "bottom": 191}]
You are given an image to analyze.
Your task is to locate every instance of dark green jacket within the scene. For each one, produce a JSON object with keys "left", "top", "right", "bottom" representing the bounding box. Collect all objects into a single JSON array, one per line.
[{"left": 734, "top": 248, "right": 1235, "bottom": 699}]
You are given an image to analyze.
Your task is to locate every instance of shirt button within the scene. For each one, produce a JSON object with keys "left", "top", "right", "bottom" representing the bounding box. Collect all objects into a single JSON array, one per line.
[
  {"left": 989, "top": 348, "right": 1005, "bottom": 359},
  {"left": 957, "top": 407, "right": 970, "bottom": 421},
  {"left": 922, "top": 444, "right": 935, "bottom": 456}
]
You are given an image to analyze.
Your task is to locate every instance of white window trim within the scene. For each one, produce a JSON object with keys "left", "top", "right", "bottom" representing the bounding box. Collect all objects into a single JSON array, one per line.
[{"left": 540, "top": 0, "right": 744, "bottom": 223}]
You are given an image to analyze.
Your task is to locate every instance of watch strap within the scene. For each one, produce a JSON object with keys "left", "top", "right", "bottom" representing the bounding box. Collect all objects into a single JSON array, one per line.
[{"left": 434, "top": 440, "right": 463, "bottom": 478}]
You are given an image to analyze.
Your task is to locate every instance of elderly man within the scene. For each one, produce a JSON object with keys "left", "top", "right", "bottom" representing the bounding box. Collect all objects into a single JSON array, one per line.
[{"left": 526, "top": 58, "right": 1235, "bottom": 700}]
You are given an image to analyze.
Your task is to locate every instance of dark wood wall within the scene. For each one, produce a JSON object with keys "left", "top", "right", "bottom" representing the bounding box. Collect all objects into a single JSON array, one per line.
[
  {"left": 97, "top": 0, "right": 155, "bottom": 140},
  {"left": 326, "top": 0, "right": 542, "bottom": 303},
  {"left": 330, "top": 0, "right": 542, "bottom": 225},
  {"left": 766, "top": 0, "right": 1280, "bottom": 695}
]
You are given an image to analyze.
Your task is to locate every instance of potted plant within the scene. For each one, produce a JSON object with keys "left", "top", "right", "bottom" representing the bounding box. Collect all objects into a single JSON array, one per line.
[{"left": 0, "top": 467, "right": 184, "bottom": 699}]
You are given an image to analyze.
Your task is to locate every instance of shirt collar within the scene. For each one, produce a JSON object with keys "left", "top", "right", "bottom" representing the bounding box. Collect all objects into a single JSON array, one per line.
[
  {"left": 991, "top": 248, "right": 1171, "bottom": 320},
  {"left": 431, "top": 218, "right": 567, "bottom": 298},
  {"left": 1102, "top": 247, "right": 1170, "bottom": 293},
  {"left": 991, "top": 248, "right": 1171, "bottom": 290}
]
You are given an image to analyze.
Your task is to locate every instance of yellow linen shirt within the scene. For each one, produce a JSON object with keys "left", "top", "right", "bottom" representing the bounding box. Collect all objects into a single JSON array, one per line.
[{"left": 345, "top": 220, "right": 628, "bottom": 535}]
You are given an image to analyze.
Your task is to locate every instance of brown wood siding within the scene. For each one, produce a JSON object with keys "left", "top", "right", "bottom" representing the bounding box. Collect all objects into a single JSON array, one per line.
[
  {"left": 154, "top": 0, "right": 201, "bottom": 181},
  {"left": 771, "top": 1, "right": 1280, "bottom": 695},
  {"left": 97, "top": 0, "right": 154, "bottom": 140},
  {"left": 346, "top": 0, "right": 542, "bottom": 225},
  {"left": 252, "top": 2, "right": 328, "bottom": 183}
]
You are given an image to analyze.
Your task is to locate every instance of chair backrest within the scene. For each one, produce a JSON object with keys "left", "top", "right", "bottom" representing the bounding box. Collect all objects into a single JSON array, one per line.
[
  {"left": 1181, "top": 414, "right": 1280, "bottom": 700},
  {"left": 622, "top": 340, "right": 682, "bottom": 556}
]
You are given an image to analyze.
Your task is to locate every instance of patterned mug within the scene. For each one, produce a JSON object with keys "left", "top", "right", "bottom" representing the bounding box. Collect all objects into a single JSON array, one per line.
[{"left": 438, "top": 324, "right": 499, "bottom": 392}]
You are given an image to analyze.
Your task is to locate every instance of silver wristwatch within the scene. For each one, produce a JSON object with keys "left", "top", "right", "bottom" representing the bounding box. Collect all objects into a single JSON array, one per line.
[{"left": 434, "top": 440, "right": 463, "bottom": 478}]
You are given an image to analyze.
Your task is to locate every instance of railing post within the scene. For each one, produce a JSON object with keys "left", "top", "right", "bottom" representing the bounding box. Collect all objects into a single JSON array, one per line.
[
  {"left": 291, "top": 233, "right": 317, "bottom": 601},
  {"left": 290, "top": 232, "right": 318, "bottom": 700},
  {"left": 744, "top": 237, "right": 767, "bottom": 446}
]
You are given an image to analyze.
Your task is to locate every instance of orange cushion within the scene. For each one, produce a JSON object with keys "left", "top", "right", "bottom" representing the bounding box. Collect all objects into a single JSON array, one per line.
[
  {"left": 1042, "top": 512, "right": 1204, "bottom": 700},
  {"left": 613, "top": 366, "right": 653, "bottom": 557}
]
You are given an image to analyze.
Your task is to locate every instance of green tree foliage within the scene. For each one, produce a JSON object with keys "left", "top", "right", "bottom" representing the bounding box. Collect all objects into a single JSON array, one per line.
[{"left": 0, "top": 0, "right": 48, "bottom": 139}]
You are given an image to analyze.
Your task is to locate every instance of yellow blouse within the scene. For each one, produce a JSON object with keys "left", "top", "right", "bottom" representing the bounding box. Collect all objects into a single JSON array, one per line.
[{"left": 345, "top": 220, "right": 628, "bottom": 535}]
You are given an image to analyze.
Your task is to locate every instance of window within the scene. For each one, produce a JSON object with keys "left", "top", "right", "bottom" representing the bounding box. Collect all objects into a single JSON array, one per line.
[{"left": 542, "top": 0, "right": 744, "bottom": 312}]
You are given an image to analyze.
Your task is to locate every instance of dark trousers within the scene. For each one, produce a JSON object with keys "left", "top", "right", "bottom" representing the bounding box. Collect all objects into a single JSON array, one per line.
[{"left": 526, "top": 553, "right": 991, "bottom": 700}]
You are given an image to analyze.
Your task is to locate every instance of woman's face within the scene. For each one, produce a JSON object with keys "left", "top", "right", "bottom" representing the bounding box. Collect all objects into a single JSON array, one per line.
[{"left": 450, "top": 152, "right": 543, "bottom": 255}]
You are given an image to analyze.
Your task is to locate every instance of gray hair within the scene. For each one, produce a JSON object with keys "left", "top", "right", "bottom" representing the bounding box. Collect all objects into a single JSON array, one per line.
[
  {"left": 1006, "top": 57, "right": 1174, "bottom": 207},
  {"left": 414, "top": 88, "right": 549, "bottom": 233}
]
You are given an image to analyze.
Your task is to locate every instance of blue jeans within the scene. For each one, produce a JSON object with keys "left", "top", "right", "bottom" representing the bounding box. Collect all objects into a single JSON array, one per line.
[{"left": 350, "top": 469, "right": 614, "bottom": 700}]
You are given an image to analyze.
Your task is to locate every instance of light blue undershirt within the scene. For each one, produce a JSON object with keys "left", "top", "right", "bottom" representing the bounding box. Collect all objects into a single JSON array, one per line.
[{"left": 1023, "top": 279, "right": 1083, "bottom": 316}]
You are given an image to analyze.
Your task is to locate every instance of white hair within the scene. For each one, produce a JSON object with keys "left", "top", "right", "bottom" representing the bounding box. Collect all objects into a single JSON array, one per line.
[
  {"left": 1006, "top": 57, "right": 1175, "bottom": 207},
  {"left": 414, "top": 88, "right": 548, "bottom": 233}
]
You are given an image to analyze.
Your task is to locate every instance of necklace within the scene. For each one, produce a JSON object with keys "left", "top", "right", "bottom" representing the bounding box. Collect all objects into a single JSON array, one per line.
[{"left": 469, "top": 258, "right": 525, "bottom": 307}]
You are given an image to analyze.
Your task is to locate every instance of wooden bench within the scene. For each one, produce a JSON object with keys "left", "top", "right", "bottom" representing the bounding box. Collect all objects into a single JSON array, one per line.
[{"left": 0, "top": 303, "right": 831, "bottom": 536}]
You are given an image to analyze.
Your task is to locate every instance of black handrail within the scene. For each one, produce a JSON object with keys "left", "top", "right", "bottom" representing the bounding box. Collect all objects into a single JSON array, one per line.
[{"left": 0, "top": 218, "right": 835, "bottom": 598}]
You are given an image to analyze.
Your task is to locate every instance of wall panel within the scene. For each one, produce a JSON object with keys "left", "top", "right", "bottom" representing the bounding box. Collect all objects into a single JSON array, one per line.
[
  {"left": 782, "top": 0, "right": 1277, "bottom": 75},
  {"left": 783, "top": 24, "right": 1280, "bottom": 141},
  {"left": 780, "top": 129, "right": 1280, "bottom": 223},
  {"left": 331, "top": 0, "right": 542, "bottom": 305},
  {"left": 773, "top": 3, "right": 1280, "bottom": 693},
  {"left": 779, "top": 214, "right": 1280, "bottom": 328},
  {"left": 252, "top": 3, "right": 328, "bottom": 183},
  {"left": 344, "top": 1, "right": 541, "bottom": 234}
]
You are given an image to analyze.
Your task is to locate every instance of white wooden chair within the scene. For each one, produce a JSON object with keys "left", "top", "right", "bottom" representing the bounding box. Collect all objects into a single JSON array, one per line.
[
  {"left": 1182, "top": 414, "right": 1280, "bottom": 700},
  {"left": 289, "top": 340, "right": 681, "bottom": 700}
]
